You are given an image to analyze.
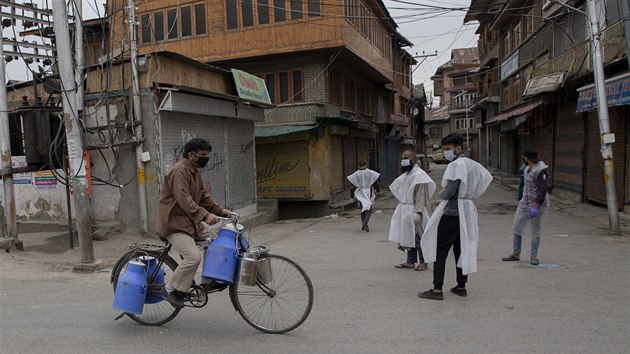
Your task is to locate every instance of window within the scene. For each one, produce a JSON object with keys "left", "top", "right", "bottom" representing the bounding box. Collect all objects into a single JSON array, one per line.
[
  {"left": 226, "top": 1, "right": 238, "bottom": 30},
  {"left": 455, "top": 117, "right": 474, "bottom": 130},
  {"left": 154, "top": 12, "right": 164, "bottom": 41},
  {"left": 290, "top": 0, "right": 303, "bottom": 20},
  {"left": 292, "top": 71, "right": 302, "bottom": 101},
  {"left": 241, "top": 0, "right": 254, "bottom": 27},
  {"left": 329, "top": 69, "right": 341, "bottom": 104},
  {"left": 274, "top": 0, "right": 286, "bottom": 22},
  {"left": 259, "top": 69, "right": 304, "bottom": 104},
  {"left": 503, "top": 32, "right": 510, "bottom": 57},
  {"left": 167, "top": 9, "right": 178, "bottom": 39},
  {"left": 512, "top": 79, "right": 520, "bottom": 104},
  {"left": 429, "top": 127, "right": 442, "bottom": 140},
  {"left": 308, "top": 0, "right": 320, "bottom": 17},
  {"left": 265, "top": 73, "right": 276, "bottom": 103},
  {"left": 453, "top": 76, "right": 466, "bottom": 87},
  {"left": 258, "top": 0, "right": 270, "bottom": 24},
  {"left": 141, "top": 14, "right": 152, "bottom": 43},
  {"left": 195, "top": 4, "right": 206, "bottom": 35},
  {"left": 181, "top": 6, "right": 192, "bottom": 36},
  {"left": 343, "top": 77, "right": 355, "bottom": 110},
  {"left": 513, "top": 23, "right": 521, "bottom": 48},
  {"left": 279, "top": 72, "right": 289, "bottom": 102},
  {"left": 502, "top": 83, "right": 510, "bottom": 107}
]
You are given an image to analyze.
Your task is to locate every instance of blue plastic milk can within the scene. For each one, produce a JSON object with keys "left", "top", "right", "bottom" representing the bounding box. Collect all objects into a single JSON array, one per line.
[
  {"left": 112, "top": 261, "right": 148, "bottom": 314},
  {"left": 201, "top": 224, "right": 240, "bottom": 284}
]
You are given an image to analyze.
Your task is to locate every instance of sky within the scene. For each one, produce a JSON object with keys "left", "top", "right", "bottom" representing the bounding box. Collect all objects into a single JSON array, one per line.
[
  {"left": 3, "top": 0, "right": 479, "bottom": 104},
  {"left": 383, "top": 0, "right": 479, "bottom": 105}
]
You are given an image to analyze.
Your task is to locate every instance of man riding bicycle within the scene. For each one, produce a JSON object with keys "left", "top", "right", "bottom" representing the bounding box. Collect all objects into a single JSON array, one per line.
[{"left": 157, "top": 138, "right": 232, "bottom": 308}]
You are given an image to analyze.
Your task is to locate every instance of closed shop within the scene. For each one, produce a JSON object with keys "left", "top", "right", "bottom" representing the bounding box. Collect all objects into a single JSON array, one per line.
[
  {"left": 256, "top": 141, "right": 310, "bottom": 199},
  {"left": 226, "top": 119, "right": 256, "bottom": 209},
  {"left": 343, "top": 137, "right": 357, "bottom": 189},
  {"left": 490, "top": 124, "right": 500, "bottom": 168},
  {"left": 357, "top": 138, "right": 370, "bottom": 167},
  {"left": 585, "top": 108, "right": 627, "bottom": 207},
  {"left": 553, "top": 104, "right": 584, "bottom": 194},
  {"left": 500, "top": 128, "right": 516, "bottom": 174},
  {"left": 160, "top": 112, "right": 228, "bottom": 206},
  {"left": 331, "top": 136, "right": 344, "bottom": 192},
  {"left": 379, "top": 136, "right": 399, "bottom": 180}
]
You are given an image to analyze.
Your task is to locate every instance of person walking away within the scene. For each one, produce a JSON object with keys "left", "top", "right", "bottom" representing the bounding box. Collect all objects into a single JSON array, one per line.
[
  {"left": 389, "top": 150, "right": 436, "bottom": 271},
  {"left": 347, "top": 161, "right": 380, "bottom": 232},
  {"left": 502, "top": 148, "right": 549, "bottom": 265},
  {"left": 419, "top": 133, "right": 493, "bottom": 300},
  {"left": 156, "top": 138, "right": 232, "bottom": 308}
]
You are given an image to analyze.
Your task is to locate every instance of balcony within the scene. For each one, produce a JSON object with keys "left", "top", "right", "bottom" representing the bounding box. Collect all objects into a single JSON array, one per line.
[
  {"left": 449, "top": 92, "right": 477, "bottom": 114},
  {"left": 532, "top": 20, "right": 627, "bottom": 78}
]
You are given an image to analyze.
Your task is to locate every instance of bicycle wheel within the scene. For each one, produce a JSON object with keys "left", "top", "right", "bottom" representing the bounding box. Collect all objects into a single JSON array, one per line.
[
  {"left": 111, "top": 250, "right": 181, "bottom": 326},
  {"left": 229, "top": 254, "right": 314, "bottom": 334}
]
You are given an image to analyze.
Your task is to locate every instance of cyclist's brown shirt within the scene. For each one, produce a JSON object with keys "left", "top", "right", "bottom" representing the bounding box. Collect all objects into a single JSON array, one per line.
[{"left": 156, "top": 158, "right": 224, "bottom": 237}]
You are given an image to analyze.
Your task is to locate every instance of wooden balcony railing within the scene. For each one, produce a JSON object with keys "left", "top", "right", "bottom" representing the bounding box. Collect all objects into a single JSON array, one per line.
[{"left": 532, "top": 20, "right": 627, "bottom": 78}]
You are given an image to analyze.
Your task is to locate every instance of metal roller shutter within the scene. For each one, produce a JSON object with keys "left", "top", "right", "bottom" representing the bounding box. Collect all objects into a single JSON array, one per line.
[
  {"left": 585, "top": 109, "right": 627, "bottom": 206},
  {"left": 343, "top": 137, "right": 357, "bottom": 189},
  {"left": 553, "top": 105, "right": 584, "bottom": 193},
  {"left": 160, "top": 112, "right": 228, "bottom": 206},
  {"left": 226, "top": 119, "right": 256, "bottom": 210},
  {"left": 256, "top": 141, "right": 310, "bottom": 198},
  {"left": 331, "top": 136, "right": 344, "bottom": 192}
]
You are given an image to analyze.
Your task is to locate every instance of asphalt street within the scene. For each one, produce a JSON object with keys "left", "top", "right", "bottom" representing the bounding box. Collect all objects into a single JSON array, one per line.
[{"left": 1, "top": 164, "right": 629, "bottom": 353}]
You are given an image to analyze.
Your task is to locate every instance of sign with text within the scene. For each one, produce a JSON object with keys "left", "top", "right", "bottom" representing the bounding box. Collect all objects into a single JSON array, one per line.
[
  {"left": 231, "top": 69, "right": 272, "bottom": 105},
  {"left": 34, "top": 170, "right": 58, "bottom": 189},
  {"left": 501, "top": 49, "right": 520, "bottom": 80},
  {"left": 576, "top": 74, "right": 630, "bottom": 112}
]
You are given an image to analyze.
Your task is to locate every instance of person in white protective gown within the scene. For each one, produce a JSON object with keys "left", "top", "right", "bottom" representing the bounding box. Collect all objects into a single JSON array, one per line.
[
  {"left": 419, "top": 133, "right": 492, "bottom": 300},
  {"left": 388, "top": 150, "right": 436, "bottom": 271},
  {"left": 346, "top": 161, "right": 380, "bottom": 232}
]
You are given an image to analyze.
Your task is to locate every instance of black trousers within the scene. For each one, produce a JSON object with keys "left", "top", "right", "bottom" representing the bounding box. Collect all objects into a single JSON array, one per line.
[
  {"left": 407, "top": 233, "right": 425, "bottom": 264},
  {"left": 433, "top": 214, "right": 467, "bottom": 290}
]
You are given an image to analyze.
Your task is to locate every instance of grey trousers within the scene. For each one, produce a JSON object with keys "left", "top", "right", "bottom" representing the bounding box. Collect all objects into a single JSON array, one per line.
[{"left": 166, "top": 232, "right": 202, "bottom": 293}]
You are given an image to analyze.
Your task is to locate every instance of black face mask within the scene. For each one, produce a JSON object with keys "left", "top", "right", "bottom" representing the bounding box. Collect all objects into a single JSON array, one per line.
[{"left": 196, "top": 156, "right": 210, "bottom": 168}]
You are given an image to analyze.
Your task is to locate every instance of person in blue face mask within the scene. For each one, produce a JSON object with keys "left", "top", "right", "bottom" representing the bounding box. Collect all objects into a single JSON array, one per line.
[
  {"left": 419, "top": 133, "right": 493, "bottom": 300},
  {"left": 389, "top": 150, "right": 436, "bottom": 271}
]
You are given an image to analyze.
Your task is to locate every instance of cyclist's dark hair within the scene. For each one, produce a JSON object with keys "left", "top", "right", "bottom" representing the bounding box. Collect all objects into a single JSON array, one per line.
[
  {"left": 183, "top": 138, "right": 212, "bottom": 158},
  {"left": 441, "top": 133, "right": 464, "bottom": 148}
]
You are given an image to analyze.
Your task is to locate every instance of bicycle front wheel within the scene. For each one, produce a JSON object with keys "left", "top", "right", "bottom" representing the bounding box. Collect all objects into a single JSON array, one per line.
[
  {"left": 229, "top": 254, "right": 314, "bottom": 334},
  {"left": 111, "top": 250, "right": 181, "bottom": 326}
]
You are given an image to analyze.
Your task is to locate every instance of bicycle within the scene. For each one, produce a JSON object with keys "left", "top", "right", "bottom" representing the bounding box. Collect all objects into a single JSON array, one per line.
[{"left": 110, "top": 216, "right": 314, "bottom": 334}]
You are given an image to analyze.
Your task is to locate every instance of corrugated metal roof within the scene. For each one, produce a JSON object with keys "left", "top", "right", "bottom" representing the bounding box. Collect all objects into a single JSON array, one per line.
[{"left": 255, "top": 125, "right": 315, "bottom": 138}]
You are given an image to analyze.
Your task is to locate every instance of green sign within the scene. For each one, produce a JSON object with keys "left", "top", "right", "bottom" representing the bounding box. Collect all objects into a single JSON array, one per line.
[{"left": 231, "top": 69, "right": 272, "bottom": 105}]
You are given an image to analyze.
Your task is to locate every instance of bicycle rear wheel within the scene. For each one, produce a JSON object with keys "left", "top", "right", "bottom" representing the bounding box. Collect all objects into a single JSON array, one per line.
[
  {"left": 229, "top": 254, "right": 314, "bottom": 334},
  {"left": 111, "top": 250, "right": 181, "bottom": 326}
]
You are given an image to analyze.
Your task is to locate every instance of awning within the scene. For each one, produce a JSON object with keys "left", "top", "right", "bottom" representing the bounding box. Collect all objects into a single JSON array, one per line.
[
  {"left": 387, "top": 113, "right": 410, "bottom": 126},
  {"left": 485, "top": 101, "right": 543, "bottom": 124},
  {"left": 255, "top": 125, "right": 315, "bottom": 138},
  {"left": 576, "top": 72, "right": 630, "bottom": 112},
  {"left": 523, "top": 72, "right": 565, "bottom": 97}
]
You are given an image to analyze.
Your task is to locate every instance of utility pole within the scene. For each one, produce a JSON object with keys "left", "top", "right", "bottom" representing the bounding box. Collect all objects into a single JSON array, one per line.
[
  {"left": 551, "top": 0, "right": 621, "bottom": 234},
  {"left": 0, "top": 36, "right": 18, "bottom": 242},
  {"left": 464, "top": 90, "right": 470, "bottom": 156},
  {"left": 51, "top": 0, "right": 101, "bottom": 270},
  {"left": 127, "top": 0, "right": 149, "bottom": 237},
  {"left": 585, "top": 0, "right": 620, "bottom": 234},
  {"left": 74, "top": 0, "right": 84, "bottom": 112}
]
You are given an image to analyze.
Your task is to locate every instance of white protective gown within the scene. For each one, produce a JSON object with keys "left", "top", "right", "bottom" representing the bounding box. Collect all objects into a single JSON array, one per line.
[
  {"left": 420, "top": 157, "right": 493, "bottom": 275},
  {"left": 388, "top": 165, "right": 436, "bottom": 248},
  {"left": 346, "top": 169, "right": 380, "bottom": 212}
]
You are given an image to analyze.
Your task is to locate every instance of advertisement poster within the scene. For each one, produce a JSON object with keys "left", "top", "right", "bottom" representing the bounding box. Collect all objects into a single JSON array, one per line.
[{"left": 34, "top": 171, "right": 58, "bottom": 189}]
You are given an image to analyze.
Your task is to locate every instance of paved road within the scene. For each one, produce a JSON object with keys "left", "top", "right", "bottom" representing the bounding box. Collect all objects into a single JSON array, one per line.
[{"left": 1, "top": 164, "right": 629, "bottom": 353}]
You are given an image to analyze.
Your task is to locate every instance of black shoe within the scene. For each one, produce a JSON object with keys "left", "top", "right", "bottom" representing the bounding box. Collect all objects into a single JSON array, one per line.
[
  {"left": 161, "top": 285, "right": 185, "bottom": 308},
  {"left": 450, "top": 287, "right": 467, "bottom": 297},
  {"left": 501, "top": 254, "right": 520, "bottom": 261},
  {"left": 530, "top": 257, "right": 540, "bottom": 266},
  {"left": 201, "top": 280, "right": 228, "bottom": 292},
  {"left": 364, "top": 224, "right": 369, "bottom": 232},
  {"left": 418, "top": 289, "right": 443, "bottom": 300}
]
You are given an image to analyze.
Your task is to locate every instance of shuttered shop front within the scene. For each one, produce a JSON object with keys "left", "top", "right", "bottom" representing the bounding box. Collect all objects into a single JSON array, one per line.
[
  {"left": 554, "top": 104, "right": 584, "bottom": 194},
  {"left": 585, "top": 108, "right": 627, "bottom": 206},
  {"left": 331, "top": 136, "right": 344, "bottom": 192},
  {"left": 256, "top": 141, "right": 310, "bottom": 198},
  {"left": 343, "top": 137, "right": 357, "bottom": 189},
  {"left": 226, "top": 119, "right": 256, "bottom": 209},
  {"left": 160, "top": 112, "right": 228, "bottom": 206}
]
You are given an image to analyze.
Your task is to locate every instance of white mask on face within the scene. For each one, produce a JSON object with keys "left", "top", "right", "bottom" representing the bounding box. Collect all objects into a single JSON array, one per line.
[
  {"left": 444, "top": 150, "right": 456, "bottom": 161},
  {"left": 400, "top": 159, "right": 411, "bottom": 167}
]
